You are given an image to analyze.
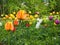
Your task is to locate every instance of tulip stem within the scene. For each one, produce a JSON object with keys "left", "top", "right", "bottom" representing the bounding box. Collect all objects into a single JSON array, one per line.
[{"left": 8, "top": 31, "right": 10, "bottom": 45}]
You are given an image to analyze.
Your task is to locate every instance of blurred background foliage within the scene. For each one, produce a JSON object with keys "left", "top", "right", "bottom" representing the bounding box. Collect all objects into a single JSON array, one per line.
[
  {"left": 55, "top": 0, "right": 60, "bottom": 11},
  {"left": 0, "top": 0, "right": 57, "bottom": 15}
]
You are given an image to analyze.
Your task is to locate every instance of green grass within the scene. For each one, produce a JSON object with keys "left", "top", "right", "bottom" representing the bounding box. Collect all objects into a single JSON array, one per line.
[{"left": 0, "top": 22, "right": 60, "bottom": 45}]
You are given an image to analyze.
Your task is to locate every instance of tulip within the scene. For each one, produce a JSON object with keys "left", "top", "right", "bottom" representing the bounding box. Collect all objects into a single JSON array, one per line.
[
  {"left": 34, "top": 14, "right": 39, "bottom": 18},
  {"left": 21, "top": 14, "right": 29, "bottom": 20},
  {"left": 36, "top": 18, "right": 43, "bottom": 29},
  {"left": 30, "top": 15, "right": 34, "bottom": 19},
  {"left": 13, "top": 19, "right": 19, "bottom": 26},
  {"left": 49, "top": 16, "right": 53, "bottom": 20},
  {"left": 10, "top": 14, "right": 15, "bottom": 19},
  {"left": 56, "top": 12, "right": 59, "bottom": 14},
  {"left": 5, "top": 22, "right": 10, "bottom": 30},
  {"left": 13, "top": 12, "right": 16, "bottom": 14},
  {"left": 50, "top": 13, "right": 52, "bottom": 15},
  {"left": 5, "top": 22, "right": 14, "bottom": 31},
  {"left": 16, "top": 10, "right": 27, "bottom": 19},
  {"left": 10, "top": 23, "right": 14, "bottom": 30},
  {"left": 54, "top": 19, "right": 60, "bottom": 24},
  {"left": 52, "top": 11, "right": 55, "bottom": 14},
  {"left": 26, "top": 23, "right": 30, "bottom": 27},
  {"left": 16, "top": 10, "right": 29, "bottom": 20}
]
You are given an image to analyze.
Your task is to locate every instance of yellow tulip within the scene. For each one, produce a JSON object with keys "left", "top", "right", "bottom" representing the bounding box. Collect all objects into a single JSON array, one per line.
[
  {"left": 56, "top": 12, "right": 59, "bottom": 14},
  {"left": 10, "top": 14, "right": 15, "bottom": 19},
  {"left": 50, "top": 13, "right": 52, "bottom": 15},
  {"left": 34, "top": 14, "right": 39, "bottom": 18},
  {"left": 52, "top": 11, "right": 55, "bottom": 14},
  {"left": 30, "top": 15, "right": 34, "bottom": 19},
  {"left": 13, "top": 12, "right": 16, "bottom": 14}
]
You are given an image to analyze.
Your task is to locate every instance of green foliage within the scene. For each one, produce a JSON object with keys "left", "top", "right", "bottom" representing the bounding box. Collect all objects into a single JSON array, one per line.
[
  {"left": 55, "top": 0, "right": 60, "bottom": 11},
  {"left": 0, "top": 20, "right": 60, "bottom": 45},
  {"left": 0, "top": 0, "right": 56, "bottom": 14}
]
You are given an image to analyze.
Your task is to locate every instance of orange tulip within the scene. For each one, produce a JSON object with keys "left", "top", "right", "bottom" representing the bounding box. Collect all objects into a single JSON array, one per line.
[
  {"left": 16, "top": 10, "right": 29, "bottom": 20},
  {"left": 10, "top": 23, "right": 14, "bottom": 30},
  {"left": 22, "top": 14, "right": 29, "bottom": 20},
  {"left": 5, "top": 22, "right": 14, "bottom": 31},
  {"left": 13, "top": 19, "right": 19, "bottom": 26},
  {"left": 5, "top": 22, "right": 10, "bottom": 30}
]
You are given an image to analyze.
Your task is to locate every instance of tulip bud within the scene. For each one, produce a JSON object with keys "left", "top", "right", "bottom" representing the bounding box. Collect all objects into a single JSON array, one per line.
[{"left": 49, "top": 16, "right": 53, "bottom": 20}]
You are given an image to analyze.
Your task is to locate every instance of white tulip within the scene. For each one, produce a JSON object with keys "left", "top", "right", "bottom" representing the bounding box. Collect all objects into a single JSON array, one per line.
[{"left": 36, "top": 18, "right": 43, "bottom": 29}]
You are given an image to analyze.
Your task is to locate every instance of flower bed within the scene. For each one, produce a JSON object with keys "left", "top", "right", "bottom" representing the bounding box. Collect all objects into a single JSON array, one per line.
[{"left": 0, "top": 10, "right": 60, "bottom": 45}]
